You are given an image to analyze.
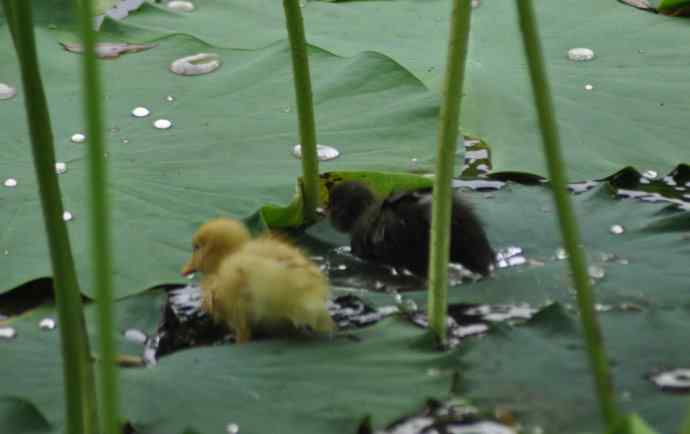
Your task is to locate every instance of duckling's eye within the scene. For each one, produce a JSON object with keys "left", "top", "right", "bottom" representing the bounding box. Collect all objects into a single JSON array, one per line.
[{"left": 192, "top": 244, "right": 200, "bottom": 252}]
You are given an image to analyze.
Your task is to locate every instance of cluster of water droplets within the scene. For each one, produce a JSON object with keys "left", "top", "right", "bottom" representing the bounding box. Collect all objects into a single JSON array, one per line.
[
  {"left": 0, "top": 316, "right": 59, "bottom": 341},
  {"left": 566, "top": 47, "right": 596, "bottom": 93}
]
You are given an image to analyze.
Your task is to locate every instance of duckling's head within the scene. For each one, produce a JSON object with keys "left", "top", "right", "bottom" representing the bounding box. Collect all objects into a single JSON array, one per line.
[
  {"left": 328, "top": 181, "right": 376, "bottom": 233},
  {"left": 181, "top": 218, "right": 251, "bottom": 276}
]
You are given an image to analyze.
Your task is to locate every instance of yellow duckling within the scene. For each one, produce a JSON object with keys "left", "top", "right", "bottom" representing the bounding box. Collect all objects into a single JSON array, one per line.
[{"left": 181, "top": 218, "right": 335, "bottom": 343}]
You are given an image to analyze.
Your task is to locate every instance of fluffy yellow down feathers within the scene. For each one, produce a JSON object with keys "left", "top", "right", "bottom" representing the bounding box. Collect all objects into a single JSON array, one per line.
[{"left": 181, "top": 218, "right": 334, "bottom": 343}]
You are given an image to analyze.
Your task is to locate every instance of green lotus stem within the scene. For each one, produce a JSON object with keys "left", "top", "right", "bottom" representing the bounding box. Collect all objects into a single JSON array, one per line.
[
  {"left": 427, "top": 0, "right": 472, "bottom": 346},
  {"left": 283, "top": 0, "right": 320, "bottom": 222},
  {"left": 515, "top": 0, "right": 618, "bottom": 428},
  {"left": 72, "top": 0, "right": 121, "bottom": 433},
  {"left": 2, "top": 1, "right": 98, "bottom": 433}
]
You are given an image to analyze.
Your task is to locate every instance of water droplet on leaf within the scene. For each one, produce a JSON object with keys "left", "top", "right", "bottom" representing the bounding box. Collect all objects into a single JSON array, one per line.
[
  {"left": 165, "top": 95, "right": 176, "bottom": 102},
  {"left": 153, "top": 119, "right": 173, "bottom": 130},
  {"left": 63, "top": 211, "right": 73, "bottom": 222},
  {"left": 39, "top": 318, "right": 56, "bottom": 330},
  {"left": 124, "top": 328, "right": 148, "bottom": 344},
  {"left": 226, "top": 422, "right": 240, "bottom": 434},
  {"left": 292, "top": 144, "right": 340, "bottom": 161},
  {"left": 555, "top": 247, "right": 568, "bottom": 260},
  {"left": 0, "top": 326, "right": 17, "bottom": 339},
  {"left": 0, "top": 83, "right": 17, "bottom": 100},
  {"left": 3, "top": 178, "right": 17, "bottom": 188},
  {"left": 131, "top": 106, "right": 151, "bottom": 118},
  {"left": 567, "top": 47, "right": 595, "bottom": 61},
  {"left": 609, "top": 224, "right": 624, "bottom": 235},
  {"left": 55, "top": 162, "right": 67, "bottom": 174},
  {"left": 643, "top": 170, "right": 658, "bottom": 179},
  {"left": 588, "top": 265, "right": 605, "bottom": 280},
  {"left": 584, "top": 83, "right": 594, "bottom": 91},
  {"left": 71, "top": 133, "right": 86, "bottom": 143},
  {"left": 167, "top": 0, "right": 195, "bottom": 12},
  {"left": 169, "top": 53, "right": 222, "bottom": 76},
  {"left": 649, "top": 368, "right": 690, "bottom": 392}
]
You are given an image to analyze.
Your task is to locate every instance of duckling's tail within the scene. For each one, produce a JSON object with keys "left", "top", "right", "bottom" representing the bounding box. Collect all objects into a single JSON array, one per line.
[
  {"left": 312, "top": 310, "right": 336, "bottom": 334},
  {"left": 292, "top": 298, "right": 335, "bottom": 334}
]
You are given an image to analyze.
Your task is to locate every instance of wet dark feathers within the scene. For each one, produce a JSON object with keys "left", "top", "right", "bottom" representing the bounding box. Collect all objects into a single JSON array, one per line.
[{"left": 329, "top": 182, "right": 495, "bottom": 276}]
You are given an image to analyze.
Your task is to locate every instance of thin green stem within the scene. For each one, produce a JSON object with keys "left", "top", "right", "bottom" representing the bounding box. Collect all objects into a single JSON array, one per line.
[
  {"left": 427, "top": 0, "right": 472, "bottom": 347},
  {"left": 2, "top": 2, "right": 98, "bottom": 433},
  {"left": 283, "top": 0, "right": 319, "bottom": 223},
  {"left": 72, "top": 0, "right": 120, "bottom": 433},
  {"left": 515, "top": 0, "right": 618, "bottom": 428}
]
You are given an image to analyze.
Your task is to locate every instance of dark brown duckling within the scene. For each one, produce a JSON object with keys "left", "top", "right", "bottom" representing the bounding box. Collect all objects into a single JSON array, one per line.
[{"left": 328, "top": 181, "right": 494, "bottom": 277}]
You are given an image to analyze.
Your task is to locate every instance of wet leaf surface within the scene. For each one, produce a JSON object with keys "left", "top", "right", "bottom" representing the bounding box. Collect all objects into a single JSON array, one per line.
[
  {"left": 110, "top": 0, "right": 690, "bottom": 178},
  {"left": 0, "top": 30, "right": 441, "bottom": 298}
]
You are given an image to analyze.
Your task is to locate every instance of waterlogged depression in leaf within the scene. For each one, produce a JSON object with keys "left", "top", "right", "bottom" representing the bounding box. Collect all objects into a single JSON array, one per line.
[
  {"left": 60, "top": 42, "right": 157, "bottom": 59},
  {"left": 146, "top": 283, "right": 388, "bottom": 361},
  {"left": 367, "top": 399, "right": 517, "bottom": 434}
]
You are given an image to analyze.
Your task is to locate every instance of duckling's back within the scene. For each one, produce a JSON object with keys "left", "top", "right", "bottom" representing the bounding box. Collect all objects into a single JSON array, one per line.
[{"left": 216, "top": 236, "right": 334, "bottom": 335}]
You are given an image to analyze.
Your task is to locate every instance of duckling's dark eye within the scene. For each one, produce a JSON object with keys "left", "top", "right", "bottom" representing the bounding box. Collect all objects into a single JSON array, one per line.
[{"left": 193, "top": 244, "right": 200, "bottom": 252}]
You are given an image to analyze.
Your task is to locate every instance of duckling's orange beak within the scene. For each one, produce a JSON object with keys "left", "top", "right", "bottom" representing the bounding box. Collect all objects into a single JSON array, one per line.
[{"left": 180, "top": 259, "right": 195, "bottom": 277}]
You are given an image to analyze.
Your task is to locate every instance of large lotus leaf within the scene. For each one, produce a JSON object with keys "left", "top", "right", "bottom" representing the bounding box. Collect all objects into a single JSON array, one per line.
[
  {"left": 111, "top": 0, "right": 690, "bottom": 178},
  {"left": 0, "top": 294, "right": 456, "bottom": 434},
  {"left": 455, "top": 305, "right": 690, "bottom": 434},
  {"left": 0, "top": 22, "right": 442, "bottom": 297},
  {"left": 1, "top": 181, "right": 688, "bottom": 434}
]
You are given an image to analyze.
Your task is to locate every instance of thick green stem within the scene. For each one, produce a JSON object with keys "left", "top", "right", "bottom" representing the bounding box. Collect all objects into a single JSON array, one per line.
[
  {"left": 2, "top": 2, "right": 98, "bottom": 433},
  {"left": 427, "top": 0, "right": 472, "bottom": 347},
  {"left": 283, "top": 0, "right": 319, "bottom": 222},
  {"left": 515, "top": 0, "right": 618, "bottom": 428},
  {"left": 73, "top": 0, "right": 120, "bottom": 433}
]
